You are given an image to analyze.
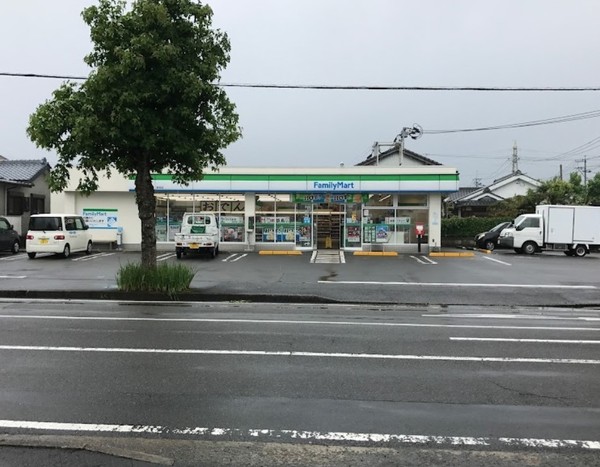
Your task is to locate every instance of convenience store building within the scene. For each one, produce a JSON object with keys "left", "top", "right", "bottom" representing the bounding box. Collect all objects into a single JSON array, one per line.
[{"left": 51, "top": 154, "right": 459, "bottom": 253}]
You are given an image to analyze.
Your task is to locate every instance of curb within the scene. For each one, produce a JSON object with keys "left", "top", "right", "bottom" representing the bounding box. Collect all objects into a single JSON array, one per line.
[
  {"left": 353, "top": 252, "right": 398, "bottom": 257},
  {"left": 258, "top": 251, "right": 303, "bottom": 256},
  {"left": 429, "top": 252, "right": 475, "bottom": 257}
]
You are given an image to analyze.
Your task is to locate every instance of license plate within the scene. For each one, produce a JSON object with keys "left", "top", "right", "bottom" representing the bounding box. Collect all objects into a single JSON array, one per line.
[
  {"left": 40, "top": 238, "right": 49, "bottom": 245},
  {"left": 189, "top": 243, "right": 199, "bottom": 249}
]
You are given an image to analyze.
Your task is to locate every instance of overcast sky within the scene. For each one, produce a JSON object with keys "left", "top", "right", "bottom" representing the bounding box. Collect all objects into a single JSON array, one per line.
[{"left": 2, "top": 0, "right": 600, "bottom": 187}]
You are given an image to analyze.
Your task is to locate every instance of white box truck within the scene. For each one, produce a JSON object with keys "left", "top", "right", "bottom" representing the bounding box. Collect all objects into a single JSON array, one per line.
[
  {"left": 174, "top": 212, "right": 220, "bottom": 259},
  {"left": 498, "top": 204, "right": 600, "bottom": 257}
]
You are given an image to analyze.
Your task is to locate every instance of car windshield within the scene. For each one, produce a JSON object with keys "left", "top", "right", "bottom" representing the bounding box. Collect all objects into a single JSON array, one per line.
[
  {"left": 513, "top": 215, "right": 526, "bottom": 228},
  {"left": 29, "top": 217, "right": 62, "bottom": 231},
  {"left": 490, "top": 222, "right": 508, "bottom": 232}
]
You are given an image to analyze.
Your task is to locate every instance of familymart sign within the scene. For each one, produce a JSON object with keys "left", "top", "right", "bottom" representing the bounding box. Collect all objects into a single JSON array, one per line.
[{"left": 128, "top": 172, "right": 459, "bottom": 193}]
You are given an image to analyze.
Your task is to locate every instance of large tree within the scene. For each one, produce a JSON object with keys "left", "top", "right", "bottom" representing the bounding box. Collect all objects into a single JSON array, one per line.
[{"left": 28, "top": 0, "right": 241, "bottom": 268}]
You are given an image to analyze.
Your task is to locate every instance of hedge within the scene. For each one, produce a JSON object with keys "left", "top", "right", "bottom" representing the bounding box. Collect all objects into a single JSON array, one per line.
[{"left": 441, "top": 216, "right": 513, "bottom": 238}]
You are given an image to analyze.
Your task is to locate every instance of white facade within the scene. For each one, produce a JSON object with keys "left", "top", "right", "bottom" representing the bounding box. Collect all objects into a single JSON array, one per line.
[{"left": 51, "top": 166, "right": 459, "bottom": 252}]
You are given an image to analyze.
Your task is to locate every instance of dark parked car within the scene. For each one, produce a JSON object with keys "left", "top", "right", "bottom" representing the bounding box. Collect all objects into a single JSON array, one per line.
[
  {"left": 0, "top": 216, "right": 21, "bottom": 254},
  {"left": 474, "top": 221, "right": 511, "bottom": 251}
]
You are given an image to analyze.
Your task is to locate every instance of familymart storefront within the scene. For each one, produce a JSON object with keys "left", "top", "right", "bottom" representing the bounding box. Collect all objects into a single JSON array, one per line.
[{"left": 52, "top": 167, "right": 459, "bottom": 252}]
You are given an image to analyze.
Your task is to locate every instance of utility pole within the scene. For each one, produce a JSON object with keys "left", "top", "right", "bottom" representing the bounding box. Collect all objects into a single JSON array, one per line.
[
  {"left": 512, "top": 141, "right": 519, "bottom": 174},
  {"left": 559, "top": 164, "right": 563, "bottom": 180},
  {"left": 576, "top": 155, "right": 591, "bottom": 186}
]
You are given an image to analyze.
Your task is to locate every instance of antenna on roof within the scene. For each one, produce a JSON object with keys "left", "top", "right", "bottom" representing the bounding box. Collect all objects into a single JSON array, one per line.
[{"left": 371, "top": 124, "right": 423, "bottom": 166}]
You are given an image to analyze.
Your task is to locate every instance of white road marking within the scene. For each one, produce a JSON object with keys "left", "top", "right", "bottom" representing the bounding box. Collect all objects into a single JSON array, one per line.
[
  {"left": 157, "top": 253, "right": 176, "bottom": 262},
  {"left": 0, "top": 314, "right": 597, "bottom": 332},
  {"left": 318, "top": 280, "right": 596, "bottom": 289},
  {"left": 0, "top": 419, "right": 597, "bottom": 450},
  {"left": 72, "top": 252, "right": 116, "bottom": 262},
  {"left": 0, "top": 345, "right": 598, "bottom": 364},
  {"left": 410, "top": 256, "right": 427, "bottom": 264},
  {"left": 222, "top": 254, "right": 238, "bottom": 262},
  {"left": 0, "top": 275, "right": 26, "bottom": 279},
  {"left": 339, "top": 251, "right": 346, "bottom": 264},
  {"left": 0, "top": 254, "right": 27, "bottom": 262},
  {"left": 423, "top": 313, "right": 600, "bottom": 321},
  {"left": 310, "top": 251, "right": 317, "bottom": 263},
  {"left": 483, "top": 256, "right": 512, "bottom": 266},
  {"left": 421, "top": 256, "right": 437, "bottom": 264},
  {"left": 231, "top": 253, "right": 247, "bottom": 262},
  {"left": 450, "top": 337, "right": 600, "bottom": 344}
]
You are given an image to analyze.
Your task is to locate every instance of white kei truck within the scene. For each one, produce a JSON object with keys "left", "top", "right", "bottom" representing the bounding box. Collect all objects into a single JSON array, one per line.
[
  {"left": 174, "top": 212, "right": 220, "bottom": 259},
  {"left": 498, "top": 204, "right": 600, "bottom": 257}
]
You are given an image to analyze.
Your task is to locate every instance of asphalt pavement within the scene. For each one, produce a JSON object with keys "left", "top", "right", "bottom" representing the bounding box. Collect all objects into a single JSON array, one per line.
[{"left": 0, "top": 300, "right": 598, "bottom": 465}]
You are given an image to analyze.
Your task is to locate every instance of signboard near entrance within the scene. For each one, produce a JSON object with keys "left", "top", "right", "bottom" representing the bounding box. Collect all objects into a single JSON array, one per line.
[{"left": 293, "top": 193, "right": 369, "bottom": 204}]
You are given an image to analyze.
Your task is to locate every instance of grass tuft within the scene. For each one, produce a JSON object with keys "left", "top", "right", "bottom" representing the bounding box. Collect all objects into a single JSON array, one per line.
[{"left": 116, "top": 262, "right": 196, "bottom": 299}]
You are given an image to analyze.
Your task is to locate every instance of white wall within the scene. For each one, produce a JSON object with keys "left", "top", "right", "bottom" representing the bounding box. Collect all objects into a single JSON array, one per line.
[
  {"left": 493, "top": 179, "right": 538, "bottom": 199},
  {"left": 428, "top": 194, "right": 442, "bottom": 251}
]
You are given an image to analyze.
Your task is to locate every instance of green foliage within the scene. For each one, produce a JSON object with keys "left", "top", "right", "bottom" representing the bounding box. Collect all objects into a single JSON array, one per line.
[
  {"left": 116, "top": 262, "right": 196, "bottom": 298},
  {"left": 27, "top": 0, "right": 241, "bottom": 269},
  {"left": 587, "top": 172, "right": 600, "bottom": 205},
  {"left": 442, "top": 217, "right": 513, "bottom": 238}
]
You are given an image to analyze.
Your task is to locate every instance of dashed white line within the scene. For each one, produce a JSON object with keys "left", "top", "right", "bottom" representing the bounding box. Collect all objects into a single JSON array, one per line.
[
  {"left": 450, "top": 337, "right": 600, "bottom": 344},
  {"left": 0, "top": 275, "right": 26, "bottom": 279},
  {"left": 483, "top": 256, "right": 512, "bottom": 266},
  {"left": 0, "top": 345, "right": 598, "bottom": 364},
  {"left": 318, "top": 280, "right": 596, "bottom": 289},
  {"left": 0, "top": 419, "right": 597, "bottom": 450}
]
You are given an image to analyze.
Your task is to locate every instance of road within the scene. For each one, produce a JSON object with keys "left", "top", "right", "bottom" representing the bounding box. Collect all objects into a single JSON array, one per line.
[
  {"left": 1, "top": 248, "right": 600, "bottom": 306},
  {"left": 0, "top": 299, "right": 598, "bottom": 465}
]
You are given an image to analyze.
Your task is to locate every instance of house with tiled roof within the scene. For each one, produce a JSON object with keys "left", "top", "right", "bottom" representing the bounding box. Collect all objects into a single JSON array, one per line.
[
  {"left": 444, "top": 170, "right": 540, "bottom": 217},
  {"left": 355, "top": 146, "right": 442, "bottom": 167},
  {"left": 0, "top": 157, "right": 51, "bottom": 235}
]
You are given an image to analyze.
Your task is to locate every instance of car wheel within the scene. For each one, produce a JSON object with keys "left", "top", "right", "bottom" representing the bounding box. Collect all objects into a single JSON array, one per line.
[
  {"left": 27, "top": 252, "right": 36, "bottom": 259},
  {"left": 522, "top": 241, "right": 536, "bottom": 255},
  {"left": 86, "top": 241, "right": 93, "bottom": 255},
  {"left": 11, "top": 240, "right": 20, "bottom": 254},
  {"left": 215, "top": 246, "right": 219, "bottom": 256},
  {"left": 484, "top": 240, "right": 495, "bottom": 251},
  {"left": 62, "top": 244, "right": 71, "bottom": 258},
  {"left": 574, "top": 245, "right": 587, "bottom": 257},
  {"left": 210, "top": 247, "right": 216, "bottom": 259},
  {"left": 176, "top": 249, "right": 182, "bottom": 259}
]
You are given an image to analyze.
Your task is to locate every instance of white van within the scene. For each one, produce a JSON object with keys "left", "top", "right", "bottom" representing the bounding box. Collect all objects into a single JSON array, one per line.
[{"left": 26, "top": 214, "right": 93, "bottom": 259}]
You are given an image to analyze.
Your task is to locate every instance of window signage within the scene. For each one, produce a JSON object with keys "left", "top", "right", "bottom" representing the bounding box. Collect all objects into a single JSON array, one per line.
[
  {"left": 82, "top": 208, "right": 118, "bottom": 229},
  {"left": 293, "top": 193, "right": 369, "bottom": 203}
]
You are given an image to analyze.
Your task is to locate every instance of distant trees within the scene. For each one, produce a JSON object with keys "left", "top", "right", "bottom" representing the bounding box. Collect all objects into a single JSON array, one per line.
[{"left": 489, "top": 171, "right": 600, "bottom": 218}]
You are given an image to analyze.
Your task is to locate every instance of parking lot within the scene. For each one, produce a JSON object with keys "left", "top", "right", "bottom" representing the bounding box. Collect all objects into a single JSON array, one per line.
[{"left": 0, "top": 247, "right": 599, "bottom": 307}]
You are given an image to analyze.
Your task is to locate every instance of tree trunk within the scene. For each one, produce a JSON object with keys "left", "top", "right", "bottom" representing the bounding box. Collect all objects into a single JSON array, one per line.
[{"left": 135, "top": 158, "right": 157, "bottom": 269}]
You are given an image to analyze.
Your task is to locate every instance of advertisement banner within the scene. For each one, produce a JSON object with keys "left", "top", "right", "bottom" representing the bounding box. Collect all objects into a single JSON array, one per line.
[{"left": 82, "top": 208, "right": 118, "bottom": 229}]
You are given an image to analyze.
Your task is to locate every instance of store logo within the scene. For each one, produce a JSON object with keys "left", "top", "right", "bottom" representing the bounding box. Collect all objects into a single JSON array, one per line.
[{"left": 313, "top": 181, "right": 355, "bottom": 190}]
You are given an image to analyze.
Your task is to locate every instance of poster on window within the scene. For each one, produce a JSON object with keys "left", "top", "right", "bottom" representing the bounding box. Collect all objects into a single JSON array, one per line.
[
  {"left": 346, "top": 226, "right": 360, "bottom": 243},
  {"left": 375, "top": 224, "right": 389, "bottom": 243}
]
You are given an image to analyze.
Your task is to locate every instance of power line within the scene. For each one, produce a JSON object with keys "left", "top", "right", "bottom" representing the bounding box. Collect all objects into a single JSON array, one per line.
[
  {"left": 425, "top": 109, "right": 600, "bottom": 134},
  {"left": 2, "top": 71, "right": 600, "bottom": 92}
]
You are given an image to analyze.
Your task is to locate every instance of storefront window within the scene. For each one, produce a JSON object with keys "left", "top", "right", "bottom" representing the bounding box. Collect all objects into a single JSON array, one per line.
[
  {"left": 295, "top": 203, "right": 312, "bottom": 247},
  {"left": 256, "top": 194, "right": 277, "bottom": 242},
  {"left": 363, "top": 208, "right": 428, "bottom": 245},
  {"left": 344, "top": 203, "right": 361, "bottom": 247},
  {"left": 219, "top": 194, "right": 245, "bottom": 243},
  {"left": 365, "top": 194, "right": 393, "bottom": 207},
  {"left": 155, "top": 196, "right": 168, "bottom": 241},
  {"left": 398, "top": 194, "right": 428, "bottom": 206}
]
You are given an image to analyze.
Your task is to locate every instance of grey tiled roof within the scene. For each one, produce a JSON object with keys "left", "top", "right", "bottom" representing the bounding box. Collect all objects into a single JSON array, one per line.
[
  {"left": 0, "top": 158, "right": 50, "bottom": 183},
  {"left": 444, "top": 187, "right": 479, "bottom": 203},
  {"left": 355, "top": 147, "right": 442, "bottom": 166}
]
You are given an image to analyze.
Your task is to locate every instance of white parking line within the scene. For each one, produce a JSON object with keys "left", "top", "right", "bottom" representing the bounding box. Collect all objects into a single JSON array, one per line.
[
  {"left": 0, "top": 345, "right": 599, "bottom": 364},
  {"left": 410, "top": 256, "right": 437, "bottom": 265},
  {"left": 222, "top": 254, "right": 238, "bottom": 262},
  {"left": 231, "top": 253, "right": 247, "bottom": 262},
  {"left": 483, "top": 256, "right": 512, "bottom": 266},
  {"left": 318, "top": 280, "right": 596, "bottom": 289},
  {"left": 450, "top": 337, "right": 600, "bottom": 344},
  {"left": 0, "top": 419, "right": 597, "bottom": 450},
  {"left": 310, "top": 251, "right": 317, "bottom": 263},
  {"left": 157, "top": 253, "right": 176, "bottom": 262},
  {"left": 72, "top": 253, "right": 116, "bottom": 262},
  {"left": 0, "top": 275, "right": 26, "bottom": 279},
  {"left": 0, "top": 254, "right": 27, "bottom": 262}
]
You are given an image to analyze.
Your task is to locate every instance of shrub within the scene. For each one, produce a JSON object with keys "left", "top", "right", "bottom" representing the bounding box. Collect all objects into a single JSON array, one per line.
[
  {"left": 441, "top": 216, "right": 513, "bottom": 238},
  {"left": 116, "top": 262, "right": 196, "bottom": 298}
]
